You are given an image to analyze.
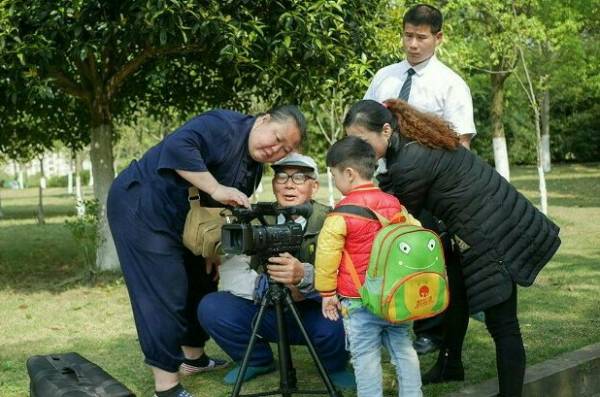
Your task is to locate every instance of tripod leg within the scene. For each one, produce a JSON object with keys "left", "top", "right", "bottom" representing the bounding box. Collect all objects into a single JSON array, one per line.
[
  {"left": 231, "top": 293, "right": 270, "bottom": 397},
  {"left": 274, "top": 295, "right": 296, "bottom": 396},
  {"left": 284, "top": 294, "right": 341, "bottom": 397}
]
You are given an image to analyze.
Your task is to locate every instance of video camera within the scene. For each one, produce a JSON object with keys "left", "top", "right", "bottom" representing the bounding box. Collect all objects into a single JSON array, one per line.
[{"left": 221, "top": 201, "right": 312, "bottom": 258}]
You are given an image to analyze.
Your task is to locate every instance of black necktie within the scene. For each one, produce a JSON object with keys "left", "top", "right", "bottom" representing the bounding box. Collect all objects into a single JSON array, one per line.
[{"left": 398, "top": 68, "right": 416, "bottom": 101}]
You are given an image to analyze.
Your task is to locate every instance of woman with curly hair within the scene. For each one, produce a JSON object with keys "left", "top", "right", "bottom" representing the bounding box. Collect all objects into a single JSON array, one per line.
[{"left": 343, "top": 99, "right": 560, "bottom": 397}]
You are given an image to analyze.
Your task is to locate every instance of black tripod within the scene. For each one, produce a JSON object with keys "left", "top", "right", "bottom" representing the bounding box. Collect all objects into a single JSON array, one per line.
[{"left": 230, "top": 278, "right": 342, "bottom": 397}]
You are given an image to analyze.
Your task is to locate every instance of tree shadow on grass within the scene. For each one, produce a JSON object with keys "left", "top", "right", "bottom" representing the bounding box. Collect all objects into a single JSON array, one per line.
[
  {"left": 511, "top": 175, "right": 600, "bottom": 208},
  {"left": 0, "top": 222, "right": 119, "bottom": 294},
  {"left": 0, "top": 204, "right": 78, "bottom": 220}
]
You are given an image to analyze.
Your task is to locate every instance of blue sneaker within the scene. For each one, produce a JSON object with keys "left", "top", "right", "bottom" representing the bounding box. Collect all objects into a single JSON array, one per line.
[
  {"left": 223, "top": 363, "right": 276, "bottom": 385},
  {"left": 329, "top": 369, "right": 356, "bottom": 390}
]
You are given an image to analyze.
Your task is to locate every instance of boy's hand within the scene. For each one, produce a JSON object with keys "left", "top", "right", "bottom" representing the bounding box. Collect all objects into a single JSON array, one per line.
[{"left": 321, "top": 295, "right": 341, "bottom": 321}]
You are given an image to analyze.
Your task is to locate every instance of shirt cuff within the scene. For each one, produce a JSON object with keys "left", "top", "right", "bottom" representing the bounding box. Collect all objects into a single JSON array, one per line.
[{"left": 295, "top": 262, "right": 315, "bottom": 295}]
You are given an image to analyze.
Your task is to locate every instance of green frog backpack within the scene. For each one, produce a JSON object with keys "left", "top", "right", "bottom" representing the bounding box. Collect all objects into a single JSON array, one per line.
[{"left": 333, "top": 205, "right": 450, "bottom": 323}]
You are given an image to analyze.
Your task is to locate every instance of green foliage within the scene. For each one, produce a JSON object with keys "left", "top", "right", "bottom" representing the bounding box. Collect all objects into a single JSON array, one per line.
[
  {"left": 64, "top": 199, "right": 102, "bottom": 282},
  {"left": 2, "top": 0, "right": 600, "bottom": 168},
  {"left": 551, "top": 102, "right": 600, "bottom": 162}
]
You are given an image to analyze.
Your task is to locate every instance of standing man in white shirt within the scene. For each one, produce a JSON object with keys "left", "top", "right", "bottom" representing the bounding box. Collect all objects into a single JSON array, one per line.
[
  {"left": 364, "top": 4, "right": 477, "bottom": 384},
  {"left": 364, "top": 3, "right": 476, "bottom": 148}
]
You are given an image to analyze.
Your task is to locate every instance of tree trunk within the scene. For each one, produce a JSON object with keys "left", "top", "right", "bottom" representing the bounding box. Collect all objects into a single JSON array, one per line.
[
  {"left": 491, "top": 72, "right": 510, "bottom": 181},
  {"left": 88, "top": 161, "right": 94, "bottom": 187},
  {"left": 541, "top": 90, "right": 551, "bottom": 173},
  {"left": 532, "top": 91, "right": 548, "bottom": 215},
  {"left": 68, "top": 152, "right": 74, "bottom": 195},
  {"left": 18, "top": 163, "right": 25, "bottom": 189},
  {"left": 326, "top": 167, "right": 336, "bottom": 208},
  {"left": 0, "top": 186, "right": 4, "bottom": 219},
  {"left": 37, "top": 157, "right": 46, "bottom": 225},
  {"left": 75, "top": 151, "right": 85, "bottom": 217},
  {"left": 89, "top": 99, "right": 119, "bottom": 271}
]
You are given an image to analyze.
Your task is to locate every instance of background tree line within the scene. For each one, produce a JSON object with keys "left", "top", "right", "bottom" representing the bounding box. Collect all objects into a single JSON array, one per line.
[{"left": 1, "top": 0, "right": 598, "bottom": 270}]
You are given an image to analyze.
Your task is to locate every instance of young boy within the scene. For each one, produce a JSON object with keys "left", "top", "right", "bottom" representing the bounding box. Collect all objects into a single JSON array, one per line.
[{"left": 315, "top": 136, "right": 422, "bottom": 397}]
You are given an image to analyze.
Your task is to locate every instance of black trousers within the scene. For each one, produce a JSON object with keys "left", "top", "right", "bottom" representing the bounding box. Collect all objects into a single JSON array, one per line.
[
  {"left": 440, "top": 255, "right": 525, "bottom": 397},
  {"left": 413, "top": 211, "right": 456, "bottom": 339}
]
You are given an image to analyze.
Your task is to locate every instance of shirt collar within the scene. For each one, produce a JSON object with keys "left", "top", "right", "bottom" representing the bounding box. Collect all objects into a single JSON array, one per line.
[
  {"left": 375, "top": 158, "right": 388, "bottom": 176},
  {"left": 406, "top": 54, "right": 437, "bottom": 77}
]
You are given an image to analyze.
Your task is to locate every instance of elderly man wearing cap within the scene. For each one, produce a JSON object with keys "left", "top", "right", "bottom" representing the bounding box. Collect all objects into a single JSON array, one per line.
[{"left": 197, "top": 153, "right": 354, "bottom": 389}]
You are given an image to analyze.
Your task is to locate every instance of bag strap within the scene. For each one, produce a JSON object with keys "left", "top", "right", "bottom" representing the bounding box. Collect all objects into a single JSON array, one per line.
[
  {"left": 343, "top": 249, "right": 362, "bottom": 290},
  {"left": 332, "top": 204, "right": 390, "bottom": 226},
  {"left": 331, "top": 205, "right": 389, "bottom": 291},
  {"left": 188, "top": 186, "right": 202, "bottom": 209}
]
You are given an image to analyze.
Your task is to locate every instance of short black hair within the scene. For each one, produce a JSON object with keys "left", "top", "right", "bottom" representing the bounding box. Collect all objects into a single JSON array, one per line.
[
  {"left": 326, "top": 136, "right": 377, "bottom": 180},
  {"left": 269, "top": 105, "right": 307, "bottom": 145},
  {"left": 403, "top": 4, "right": 443, "bottom": 34}
]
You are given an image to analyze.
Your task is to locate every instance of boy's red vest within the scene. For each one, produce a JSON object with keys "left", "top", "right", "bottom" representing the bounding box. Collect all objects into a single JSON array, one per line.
[{"left": 335, "top": 183, "right": 402, "bottom": 297}]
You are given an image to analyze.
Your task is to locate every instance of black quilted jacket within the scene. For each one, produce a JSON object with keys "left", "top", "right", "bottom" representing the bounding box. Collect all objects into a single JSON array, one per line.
[{"left": 378, "top": 137, "right": 561, "bottom": 313}]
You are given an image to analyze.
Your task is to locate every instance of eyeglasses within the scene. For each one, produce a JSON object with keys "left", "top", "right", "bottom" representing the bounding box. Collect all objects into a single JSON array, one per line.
[{"left": 274, "top": 172, "right": 315, "bottom": 185}]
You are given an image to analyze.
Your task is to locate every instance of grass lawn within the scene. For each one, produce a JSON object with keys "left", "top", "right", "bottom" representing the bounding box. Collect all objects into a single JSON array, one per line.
[{"left": 1, "top": 163, "right": 599, "bottom": 396}]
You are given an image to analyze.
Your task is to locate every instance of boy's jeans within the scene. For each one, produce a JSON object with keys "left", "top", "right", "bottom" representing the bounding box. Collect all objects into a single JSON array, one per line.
[{"left": 341, "top": 299, "right": 422, "bottom": 397}]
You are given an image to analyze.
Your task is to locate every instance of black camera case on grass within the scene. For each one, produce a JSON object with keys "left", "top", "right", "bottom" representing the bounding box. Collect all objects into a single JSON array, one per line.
[{"left": 26, "top": 352, "right": 135, "bottom": 397}]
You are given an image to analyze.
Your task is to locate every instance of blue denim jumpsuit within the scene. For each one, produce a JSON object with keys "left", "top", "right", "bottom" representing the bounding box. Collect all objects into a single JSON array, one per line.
[{"left": 107, "top": 110, "right": 262, "bottom": 372}]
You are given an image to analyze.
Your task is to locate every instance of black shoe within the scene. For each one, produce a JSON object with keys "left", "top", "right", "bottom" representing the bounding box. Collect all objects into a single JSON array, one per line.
[
  {"left": 413, "top": 336, "right": 441, "bottom": 355},
  {"left": 179, "top": 355, "right": 229, "bottom": 376},
  {"left": 421, "top": 350, "right": 464, "bottom": 385}
]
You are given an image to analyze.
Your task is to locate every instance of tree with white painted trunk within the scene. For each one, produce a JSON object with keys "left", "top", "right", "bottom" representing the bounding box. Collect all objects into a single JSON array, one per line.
[
  {"left": 37, "top": 156, "right": 46, "bottom": 225},
  {"left": 515, "top": 43, "right": 548, "bottom": 214},
  {"left": 540, "top": 90, "right": 551, "bottom": 173},
  {"left": 444, "top": 1, "right": 542, "bottom": 181},
  {"left": 490, "top": 67, "right": 513, "bottom": 181},
  {"left": 310, "top": 53, "right": 375, "bottom": 207},
  {"left": 313, "top": 91, "right": 348, "bottom": 208}
]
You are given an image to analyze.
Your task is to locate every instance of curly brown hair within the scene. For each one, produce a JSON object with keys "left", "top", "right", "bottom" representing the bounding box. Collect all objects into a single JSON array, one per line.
[{"left": 383, "top": 99, "right": 460, "bottom": 150}]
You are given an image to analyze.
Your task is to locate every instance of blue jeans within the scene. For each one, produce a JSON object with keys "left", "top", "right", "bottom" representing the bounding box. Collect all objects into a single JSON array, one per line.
[{"left": 341, "top": 299, "right": 422, "bottom": 397}]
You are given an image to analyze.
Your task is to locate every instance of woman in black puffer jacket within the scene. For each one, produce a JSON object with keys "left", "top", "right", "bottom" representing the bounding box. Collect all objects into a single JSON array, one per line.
[{"left": 343, "top": 99, "right": 560, "bottom": 397}]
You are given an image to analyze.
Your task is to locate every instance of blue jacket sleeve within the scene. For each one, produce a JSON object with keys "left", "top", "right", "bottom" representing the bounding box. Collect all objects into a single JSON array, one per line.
[{"left": 156, "top": 114, "right": 233, "bottom": 174}]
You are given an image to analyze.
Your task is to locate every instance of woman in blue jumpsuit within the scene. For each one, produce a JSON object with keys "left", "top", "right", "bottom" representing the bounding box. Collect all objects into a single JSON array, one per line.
[{"left": 107, "top": 106, "right": 306, "bottom": 397}]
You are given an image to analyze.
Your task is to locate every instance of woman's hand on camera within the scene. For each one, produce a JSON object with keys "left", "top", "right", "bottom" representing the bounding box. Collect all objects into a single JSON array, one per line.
[
  {"left": 266, "top": 252, "right": 303, "bottom": 285},
  {"left": 211, "top": 185, "right": 250, "bottom": 208}
]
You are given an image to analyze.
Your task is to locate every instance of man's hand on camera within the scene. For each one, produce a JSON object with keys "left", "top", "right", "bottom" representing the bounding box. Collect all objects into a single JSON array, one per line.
[
  {"left": 211, "top": 184, "right": 250, "bottom": 208},
  {"left": 266, "top": 252, "right": 304, "bottom": 286}
]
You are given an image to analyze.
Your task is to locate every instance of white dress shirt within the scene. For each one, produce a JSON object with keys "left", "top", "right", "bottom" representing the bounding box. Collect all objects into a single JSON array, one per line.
[{"left": 364, "top": 55, "right": 476, "bottom": 137}]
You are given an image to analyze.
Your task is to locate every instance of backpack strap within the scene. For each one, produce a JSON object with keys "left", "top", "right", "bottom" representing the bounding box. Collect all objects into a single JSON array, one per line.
[
  {"left": 343, "top": 249, "right": 363, "bottom": 291},
  {"left": 332, "top": 205, "right": 390, "bottom": 291},
  {"left": 332, "top": 205, "right": 390, "bottom": 226}
]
